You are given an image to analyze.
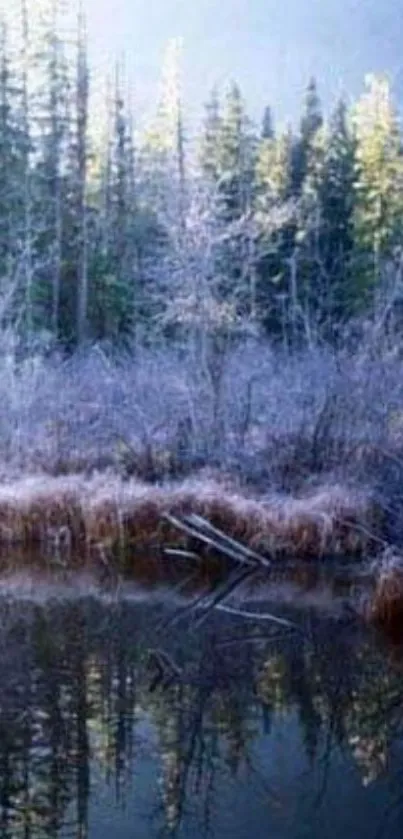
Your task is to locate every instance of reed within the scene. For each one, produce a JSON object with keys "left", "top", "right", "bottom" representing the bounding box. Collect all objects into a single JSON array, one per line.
[{"left": 0, "top": 474, "right": 381, "bottom": 567}]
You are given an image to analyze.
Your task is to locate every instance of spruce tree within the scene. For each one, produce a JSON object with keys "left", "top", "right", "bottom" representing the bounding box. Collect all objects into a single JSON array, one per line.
[
  {"left": 353, "top": 74, "right": 403, "bottom": 290},
  {"left": 319, "top": 99, "right": 357, "bottom": 322},
  {"left": 0, "top": 16, "right": 33, "bottom": 330},
  {"left": 254, "top": 127, "right": 297, "bottom": 337},
  {"left": 294, "top": 98, "right": 358, "bottom": 337},
  {"left": 292, "top": 77, "right": 323, "bottom": 195},
  {"left": 199, "top": 85, "right": 222, "bottom": 183},
  {"left": 255, "top": 126, "right": 293, "bottom": 211},
  {"left": 88, "top": 65, "right": 137, "bottom": 341},
  {"left": 19, "top": 0, "right": 34, "bottom": 337},
  {"left": 141, "top": 37, "right": 186, "bottom": 224},
  {"left": 31, "top": 0, "right": 71, "bottom": 337},
  {"left": 261, "top": 105, "right": 274, "bottom": 140},
  {"left": 74, "top": 5, "right": 89, "bottom": 343},
  {"left": 216, "top": 81, "right": 255, "bottom": 221},
  {"left": 0, "top": 23, "right": 18, "bottom": 281}
]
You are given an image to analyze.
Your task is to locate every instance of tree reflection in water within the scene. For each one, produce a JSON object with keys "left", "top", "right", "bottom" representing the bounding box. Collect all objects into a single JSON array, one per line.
[{"left": 0, "top": 585, "right": 403, "bottom": 839}]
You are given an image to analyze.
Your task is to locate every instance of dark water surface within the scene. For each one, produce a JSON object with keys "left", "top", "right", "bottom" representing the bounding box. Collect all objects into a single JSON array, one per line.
[{"left": 0, "top": 572, "right": 403, "bottom": 839}]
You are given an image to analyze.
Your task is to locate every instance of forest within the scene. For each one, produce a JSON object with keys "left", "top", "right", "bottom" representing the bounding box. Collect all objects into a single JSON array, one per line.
[
  {"left": 1, "top": 4, "right": 403, "bottom": 348},
  {"left": 2, "top": 2, "right": 403, "bottom": 639}
]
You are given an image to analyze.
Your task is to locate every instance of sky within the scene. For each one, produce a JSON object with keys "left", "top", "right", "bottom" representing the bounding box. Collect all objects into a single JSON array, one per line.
[
  {"left": 1, "top": 0, "right": 402, "bottom": 133},
  {"left": 82, "top": 0, "right": 403, "bottom": 133}
]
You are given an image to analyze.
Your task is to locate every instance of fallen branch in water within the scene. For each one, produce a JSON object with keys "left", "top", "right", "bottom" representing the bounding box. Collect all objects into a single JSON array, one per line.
[
  {"left": 147, "top": 648, "right": 183, "bottom": 691},
  {"left": 213, "top": 603, "right": 300, "bottom": 629},
  {"left": 163, "top": 548, "right": 201, "bottom": 560},
  {"left": 215, "top": 631, "right": 295, "bottom": 648},
  {"left": 163, "top": 512, "right": 247, "bottom": 563},
  {"left": 163, "top": 512, "right": 258, "bottom": 565},
  {"left": 192, "top": 568, "right": 259, "bottom": 627},
  {"left": 184, "top": 513, "right": 271, "bottom": 567}
]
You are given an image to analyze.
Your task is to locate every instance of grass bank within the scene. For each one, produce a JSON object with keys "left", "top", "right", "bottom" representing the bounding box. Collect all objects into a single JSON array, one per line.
[{"left": 2, "top": 336, "right": 403, "bottom": 638}]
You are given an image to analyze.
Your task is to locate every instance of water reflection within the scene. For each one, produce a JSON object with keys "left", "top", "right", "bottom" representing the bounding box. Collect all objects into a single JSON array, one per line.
[{"left": 0, "top": 580, "right": 403, "bottom": 838}]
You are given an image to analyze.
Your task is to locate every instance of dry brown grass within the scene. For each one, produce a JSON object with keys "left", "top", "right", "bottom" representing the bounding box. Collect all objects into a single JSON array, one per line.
[{"left": 0, "top": 473, "right": 382, "bottom": 572}]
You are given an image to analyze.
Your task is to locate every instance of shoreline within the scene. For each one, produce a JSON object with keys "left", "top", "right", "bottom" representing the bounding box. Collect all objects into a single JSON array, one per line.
[
  {"left": 0, "top": 471, "right": 380, "bottom": 558},
  {"left": 0, "top": 469, "right": 402, "bottom": 641}
]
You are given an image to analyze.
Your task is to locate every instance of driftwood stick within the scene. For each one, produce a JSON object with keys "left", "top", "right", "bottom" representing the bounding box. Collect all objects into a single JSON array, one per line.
[
  {"left": 163, "top": 512, "right": 256, "bottom": 565},
  {"left": 185, "top": 513, "right": 271, "bottom": 567}
]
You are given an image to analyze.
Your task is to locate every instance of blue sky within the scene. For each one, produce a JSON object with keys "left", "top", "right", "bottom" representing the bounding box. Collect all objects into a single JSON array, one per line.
[{"left": 85, "top": 0, "right": 403, "bottom": 131}]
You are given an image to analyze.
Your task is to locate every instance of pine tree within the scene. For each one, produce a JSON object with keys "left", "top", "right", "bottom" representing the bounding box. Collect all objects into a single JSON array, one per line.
[
  {"left": 19, "top": 0, "right": 34, "bottom": 336},
  {"left": 74, "top": 3, "right": 89, "bottom": 344},
  {"left": 251, "top": 79, "right": 324, "bottom": 343},
  {"left": 319, "top": 99, "right": 357, "bottom": 320},
  {"left": 215, "top": 82, "right": 259, "bottom": 319},
  {"left": 141, "top": 37, "right": 186, "bottom": 223},
  {"left": 32, "top": 0, "right": 70, "bottom": 336},
  {"left": 88, "top": 65, "right": 137, "bottom": 341},
  {"left": 300, "top": 77, "right": 323, "bottom": 140},
  {"left": 292, "top": 77, "right": 323, "bottom": 195},
  {"left": 261, "top": 105, "right": 274, "bottom": 140},
  {"left": 161, "top": 37, "right": 186, "bottom": 224},
  {"left": 199, "top": 85, "right": 222, "bottom": 182},
  {"left": 254, "top": 127, "right": 297, "bottom": 337},
  {"left": 294, "top": 98, "right": 359, "bottom": 336},
  {"left": 255, "top": 126, "right": 293, "bottom": 211},
  {"left": 0, "top": 22, "right": 18, "bottom": 280},
  {"left": 0, "top": 13, "right": 36, "bottom": 331},
  {"left": 353, "top": 74, "right": 403, "bottom": 287},
  {"left": 296, "top": 124, "right": 331, "bottom": 334},
  {"left": 216, "top": 81, "right": 255, "bottom": 221}
]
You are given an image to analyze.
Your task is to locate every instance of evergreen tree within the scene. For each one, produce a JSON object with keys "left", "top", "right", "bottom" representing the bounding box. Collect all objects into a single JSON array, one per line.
[
  {"left": 261, "top": 104, "right": 274, "bottom": 140},
  {"left": 88, "top": 65, "right": 137, "bottom": 341},
  {"left": 300, "top": 77, "right": 323, "bottom": 139},
  {"left": 296, "top": 123, "right": 331, "bottom": 334},
  {"left": 45, "top": 1, "right": 90, "bottom": 345},
  {"left": 141, "top": 37, "right": 186, "bottom": 224},
  {"left": 293, "top": 98, "right": 358, "bottom": 337},
  {"left": 255, "top": 126, "right": 293, "bottom": 211},
  {"left": 0, "top": 22, "right": 19, "bottom": 281},
  {"left": 248, "top": 79, "right": 324, "bottom": 343},
  {"left": 199, "top": 85, "right": 222, "bottom": 182},
  {"left": 353, "top": 74, "right": 403, "bottom": 289},
  {"left": 31, "top": 0, "right": 70, "bottom": 336},
  {"left": 0, "top": 16, "right": 33, "bottom": 329},
  {"left": 74, "top": 5, "right": 89, "bottom": 343},
  {"left": 19, "top": 0, "right": 34, "bottom": 337},
  {"left": 254, "top": 127, "right": 297, "bottom": 337},
  {"left": 216, "top": 81, "right": 255, "bottom": 221},
  {"left": 319, "top": 99, "right": 357, "bottom": 321},
  {"left": 292, "top": 77, "right": 323, "bottom": 194}
]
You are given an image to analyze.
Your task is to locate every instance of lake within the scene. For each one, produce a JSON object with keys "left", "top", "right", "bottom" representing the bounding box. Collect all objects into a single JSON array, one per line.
[{"left": 0, "top": 570, "right": 402, "bottom": 839}]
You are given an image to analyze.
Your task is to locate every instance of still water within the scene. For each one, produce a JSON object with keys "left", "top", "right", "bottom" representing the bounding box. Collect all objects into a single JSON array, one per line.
[{"left": 0, "top": 572, "right": 402, "bottom": 839}]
